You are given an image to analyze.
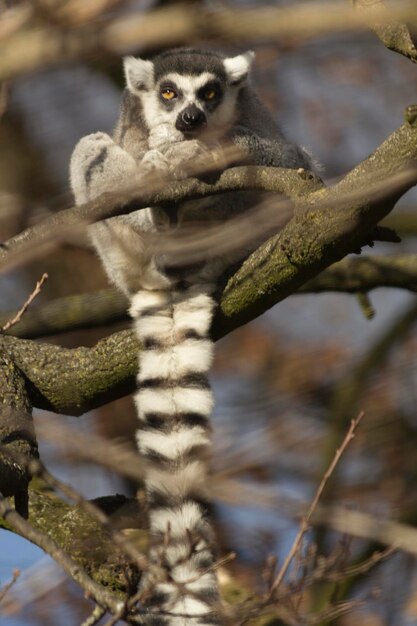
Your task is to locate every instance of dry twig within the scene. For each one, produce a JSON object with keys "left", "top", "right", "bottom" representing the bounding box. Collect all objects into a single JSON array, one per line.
[
  {"left": 269, "top": 412, "right": 365, "bottom": 595},
  {"left": 80, "top": 605, "right": 107, "bottom": 626},
  {"left": 1, "top": 273, "right": 48, "bottom": 333},
  {"left": 0, "top": 569, "right": 20, "bottom": 604}
]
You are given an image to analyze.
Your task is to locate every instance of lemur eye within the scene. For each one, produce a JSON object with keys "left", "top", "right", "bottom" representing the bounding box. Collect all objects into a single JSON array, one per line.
[
  {"left": 203, "top": 88, "right": 217, "bottom": 101},
  {"left": 161, "top": 88, "right": 177, "bottom": 100}
]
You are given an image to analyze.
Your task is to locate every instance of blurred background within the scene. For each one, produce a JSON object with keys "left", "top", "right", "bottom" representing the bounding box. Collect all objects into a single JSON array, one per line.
[{"left": 0, "top": 0, "right": 417, "bottom": 625}]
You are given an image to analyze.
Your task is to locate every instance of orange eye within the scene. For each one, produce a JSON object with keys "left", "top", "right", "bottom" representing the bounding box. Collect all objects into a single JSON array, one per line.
[
  {"left": 204, "top": 89, "right": 217, "bottom": 101},
  {"left": 161, "top": 88, "right": 177, "bottom": 100}
]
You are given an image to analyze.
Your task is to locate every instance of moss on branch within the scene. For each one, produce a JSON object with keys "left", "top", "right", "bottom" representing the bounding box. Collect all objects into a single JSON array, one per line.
[
  {"left": 0, "top": 485, "right": 143, "bottom": 595},
  {"left": 0, "top": 330, "right": 138, "bottom": 415}
]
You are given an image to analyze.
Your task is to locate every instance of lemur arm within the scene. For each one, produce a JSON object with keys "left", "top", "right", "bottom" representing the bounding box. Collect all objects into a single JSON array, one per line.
[{"left": 228, "top": 124, "right": 313, "bottom": 170}]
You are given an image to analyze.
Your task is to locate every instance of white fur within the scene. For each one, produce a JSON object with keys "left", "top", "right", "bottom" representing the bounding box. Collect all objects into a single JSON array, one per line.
[
  {"left": 130, "top": 290, "right": 170, "bottom": 317},
  {"left": 180, "top": 570, "right": 217, "bottom": 593},
  {"left": 149, "top": 501, "right": 205, "bottom": 536},
  {"left": 137, "top": 426, "right": 210, "bottom": 460},
  {"left": 169, "top": 596, "right": 212, "bottom": 616},
  {"left": 134, "top": 315, "right": 173, "bottom": 343},
  {"left": 173, "top": 294, "right": 215, "bottom": 335},
  {"left": 138, "top": 340, "right": 213, "bottom": 380},
  {"left": 223, "top": 50, "right": 255, "bottom": 84},
  {"left": 135, "top": 387, "right": 214, "bottom": 418},
  {"left": 161, "top": 542, "right": 213, "bottom": 569},
  {"left": 148, "top": 581, "right": 215, "bottom": 618},
  {"left": 124, "top": 56, "right": 154, "bottom": 92},
  {"left": 146, "top": 461, "right": 208, "bottom": 498},
  {"left": 171, "top": 564, "right": 216, "bottom": 589}
]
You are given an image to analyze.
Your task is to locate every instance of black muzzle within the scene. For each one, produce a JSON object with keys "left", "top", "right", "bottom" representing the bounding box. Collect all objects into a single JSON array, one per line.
[{"left": 176, "top": 104, "right": 207, "bottom": 132}]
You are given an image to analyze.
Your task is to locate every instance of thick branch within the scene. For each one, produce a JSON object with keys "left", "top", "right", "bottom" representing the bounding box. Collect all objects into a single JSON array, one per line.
[
  {"left": 0, "top": 488, "right": 135, "bottom": 604},
  {"left": 1, "top": 114, "right": 417, "bottom": 414},
  {"left": 299, "top": 254, "right": 417, "bottom": 293},
  {"left": 1, "top": 254, "right": 416, "bottom": 339},
  {"left": 0, "top": 355, "right": 38, "bottom": 516},
  {"left": 0, "top": 289, "right": 129, "bottom": 339},
  {"left": 216, "top": 112, "right": 417, "bottom": 334},
  {"left": 0, "top": 166, "right": 320, "bottom": 273},
  {"left": 354, "top": 0, "right": 417, "bottom": 63},
  {"left": 0, "top": 330, "right": 138, "bottom": 415}
]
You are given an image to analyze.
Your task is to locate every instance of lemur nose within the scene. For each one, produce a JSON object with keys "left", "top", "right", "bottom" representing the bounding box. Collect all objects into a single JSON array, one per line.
[{"left": 181, "top": 105, "right": 206, "bottom": 128}]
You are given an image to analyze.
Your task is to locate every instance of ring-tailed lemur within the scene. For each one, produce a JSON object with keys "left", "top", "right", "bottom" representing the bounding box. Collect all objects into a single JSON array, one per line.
[{"left": 70, "top": 48, "right": 312, "bottom": 625}]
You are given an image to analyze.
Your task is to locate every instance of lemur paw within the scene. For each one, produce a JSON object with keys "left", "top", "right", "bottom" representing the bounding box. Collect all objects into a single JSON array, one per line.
[
  {"left": 164, "top": 140, "right": 215, "bottom": 179},
  {"left": 148, "top": 124, "right": 184, "bottom": 151},
  {"left": 139, "top": 149, "right": 170, "bottom": 176}
]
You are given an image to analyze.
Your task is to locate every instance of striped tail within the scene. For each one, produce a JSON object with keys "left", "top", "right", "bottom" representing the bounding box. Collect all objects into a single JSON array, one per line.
[{"left": 130, "top": 280, "right": 221, "bottom": 625}]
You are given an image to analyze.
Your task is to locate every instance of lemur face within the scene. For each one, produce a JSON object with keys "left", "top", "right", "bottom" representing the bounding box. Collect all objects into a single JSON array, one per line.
[
  {"left": 124, "top": 49, "right": 254, "bottom": 142},
  {"left": 155, "top": 72, "right": 226, "bottom": 134}
]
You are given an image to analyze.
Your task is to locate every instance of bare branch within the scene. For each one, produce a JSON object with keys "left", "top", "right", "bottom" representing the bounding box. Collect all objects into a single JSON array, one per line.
[
  {"left": 354, "top": 0, "right": 417, "bottom": 63},
  {"left": 269, "top": 412, "right": 364, "bottom": 595},
  {"left": 0, "top": 166, "right": 319, "bottom": 274},
  {"left": 314, "top": 506, "right": 417, "bottom": 556},
  {"left": 81, "top": 606, "right": 107, "bottom": 626},
  {"left": 0, "top": 569, "right": 20, "bottom": 604},
  {"left": 0, "top": 494, "right": 125, "bottom": 615},
  {"left": 1, "top": 273, "right": 48, "bottom": 333},
  {"left": 2, "top": 2, "right": 417, "bottom": 81},
  {"left": 1, "top": 254, "right": 416, "bottom": 340},
  {"left": 35, "top": 420, "right": 144, "bottom": 481},
  {"left": 0, "top": 75, "right": 416, "bottom": 425}
]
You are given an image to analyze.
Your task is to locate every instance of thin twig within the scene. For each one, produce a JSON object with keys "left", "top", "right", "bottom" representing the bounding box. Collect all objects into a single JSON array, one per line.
[
  {"left": 100, "top": 606, "right": 127, "bottom": 626},
  {"left": 1, "top": 273, "right": 48, "bottom": 332},
  {"left": 80, "top": 605, "right": 107, "bottom": 626},
  {"left": 0, "top": 568, "right": 20, "bottom": 604},
  {"left": 269, "top": 411, "right": 365, "bottom": 595}
]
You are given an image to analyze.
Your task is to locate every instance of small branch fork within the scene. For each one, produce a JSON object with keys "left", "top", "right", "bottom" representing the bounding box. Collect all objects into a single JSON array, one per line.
[
  {"left": 1, "top": 273, "right": 48, "bottom": 333},
  {"left": 0, "top": 494, "right": 125, "bottom": 617},
  {"left": 268, "top": 411, "right": 365, "bottom": 597}
]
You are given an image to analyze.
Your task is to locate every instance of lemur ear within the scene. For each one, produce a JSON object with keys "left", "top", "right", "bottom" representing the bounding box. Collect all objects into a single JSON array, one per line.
[
  {"left": 124, "top": 56, "right": 154, "bottom": 92},
  {"left": 223, "top": 51, "right": 255, "bottom": 85}
]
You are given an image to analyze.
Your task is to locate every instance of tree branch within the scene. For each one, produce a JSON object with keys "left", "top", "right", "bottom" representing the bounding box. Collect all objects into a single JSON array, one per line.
[
  {"left": 0, "top": 329, "right": 138, "bottom": 415},
  {"left": 354, "top": 0, "right": 417, "bottom": 64},
  {"left": 1, "top": 113, "right": 417, "bottom": 415},
  {"left": 216, "top": 110, "right": 417, "bottom": 334},
  {"left": 0, "top": 354, "right": 38, "bottom": 517},
  {"left": 0, "top": 166, "right": 320, "bottom": 273},
  {"left": 299, "top": 254, "right": 417, "bottom": 294},
  {"left": 0, "top": 490, "right": 132, "bottom": 609},
  {"left": 1, "top": 2, "right": 417, "bottom": 81},
  {"left": 1, "top": 254, "right": 416, "bottom": 340}
]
